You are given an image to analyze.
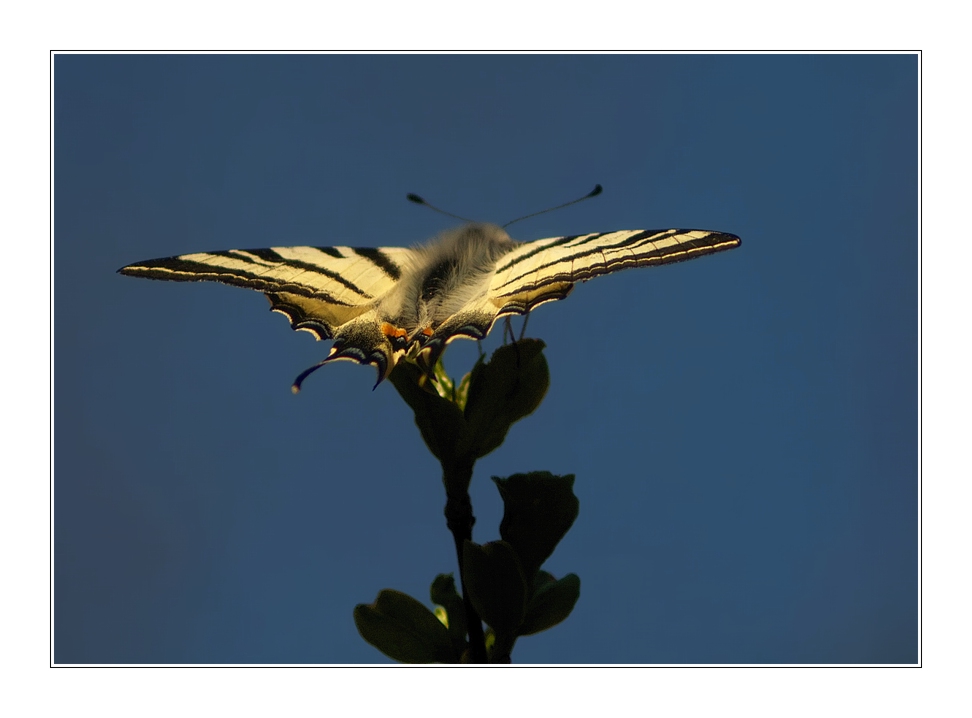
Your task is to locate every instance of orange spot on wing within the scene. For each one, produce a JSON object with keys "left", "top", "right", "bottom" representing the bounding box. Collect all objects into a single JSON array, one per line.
[
  {"left": 422, "top": 327, "right": 434, "bottom": 337},
  {"left": 381, "top": 322, "right": 408, "bottom": 339}
]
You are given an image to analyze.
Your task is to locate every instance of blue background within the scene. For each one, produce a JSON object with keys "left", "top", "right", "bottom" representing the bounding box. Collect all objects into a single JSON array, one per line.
[{"left": 55, "top": 54, "right": 918, "bottom": 664}]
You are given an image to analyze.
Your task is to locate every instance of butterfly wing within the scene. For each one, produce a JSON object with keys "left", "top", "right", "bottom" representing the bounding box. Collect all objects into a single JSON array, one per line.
[
  {"left": 119, "top": 245, "right": 415, "bottom": 336},
  {"left": 488, "top": 228, "right": 742, "bottom": 311},
  {"left": 119, "top": 245, "right": 420, "bottom": 384},
  {"left": 413, "top": 228, "right": 742, "bottom": 370}
]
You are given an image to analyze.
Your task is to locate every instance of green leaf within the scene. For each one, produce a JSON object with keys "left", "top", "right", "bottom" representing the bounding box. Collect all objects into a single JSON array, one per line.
[
  {"left": 460, "top": 339, "right": 549, "bottom": 459},
  {"left": 493, "top": 471, "right": 579, "bottom": 580},
  {"left": 391, "top": 341, "right": 550, "bottom": 469},
  {"left": 354, "top": 589, "right": 459, "bottom": 664},
  {"left": 452, "top": 355, "right": 484, "bottom": 412},
  {"left": 462, "top": 540, "right": 529, "bottom": 636},
  {"left": 430, "top": 356, "right": 456, "bottom": 400},
  {"left": 389, "top": 361, "right": 466, "bottom": 464},
  {"left": 519, "top": 573, "right": 581, "bottom": 636},
  {"left": 533, "top": 569, "right": 558, "bottom": 591},
  {"left": 430, "top": 573, "right": 467, "bottom": 655}
]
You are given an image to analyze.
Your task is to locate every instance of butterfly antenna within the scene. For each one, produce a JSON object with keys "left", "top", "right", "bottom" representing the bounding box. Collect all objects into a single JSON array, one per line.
[
  {"left": 502, "top": 184, "right": 603, "bottom": 229},
  {"left": 407, "top": 193, "right": 475, "bottom": 223}
]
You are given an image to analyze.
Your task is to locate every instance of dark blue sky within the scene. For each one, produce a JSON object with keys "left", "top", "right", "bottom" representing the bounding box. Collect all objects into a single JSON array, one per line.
[{"left": 55, "top": 54, "right": 918, "bottom": 664}]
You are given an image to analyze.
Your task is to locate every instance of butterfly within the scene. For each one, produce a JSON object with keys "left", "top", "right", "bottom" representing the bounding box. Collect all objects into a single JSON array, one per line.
[{"left": 119, "top": 209, "right": 741, "bottom": 391}]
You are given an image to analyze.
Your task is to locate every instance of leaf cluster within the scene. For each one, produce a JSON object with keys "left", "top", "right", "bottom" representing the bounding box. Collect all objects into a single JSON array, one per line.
[
  {"left": 353, "top": 339, "right": 581, "bottom": 663},
  {"left": 388, "top": 339, "right": 548, "bottom": 478},
  {"left": 355, "top": 471, "right": 580, "bottom": 663}
]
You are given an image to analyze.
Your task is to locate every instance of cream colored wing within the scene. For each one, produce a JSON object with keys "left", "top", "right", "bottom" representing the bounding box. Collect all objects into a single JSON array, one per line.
[
  {"left": 119, "top": 245, "right": 416, "bottom": 340},
  {"left": 487, "top": 228, "right": 742, "bottom": 313},
  {"left": 412, "top": 228, "right": 742, "bottom": 372}
]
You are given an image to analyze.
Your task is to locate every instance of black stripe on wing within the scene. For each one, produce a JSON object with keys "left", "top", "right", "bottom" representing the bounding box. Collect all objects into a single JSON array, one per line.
[
  {"left": 234, "top": 249, "right": 375, "bottom": 298},
  {"left": 352, "top": 248, "right": 403, "bottom": 280}
]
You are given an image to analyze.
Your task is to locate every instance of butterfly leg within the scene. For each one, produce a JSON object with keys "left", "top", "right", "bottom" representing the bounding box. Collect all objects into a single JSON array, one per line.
[{"left": 518, "top": 312, "right": 531, "bottom": 341}]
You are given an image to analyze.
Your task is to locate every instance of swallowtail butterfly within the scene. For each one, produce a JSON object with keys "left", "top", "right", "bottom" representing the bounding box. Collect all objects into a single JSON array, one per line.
[{"left": 119, "top": 212, "right": 740, "bottom": 390}]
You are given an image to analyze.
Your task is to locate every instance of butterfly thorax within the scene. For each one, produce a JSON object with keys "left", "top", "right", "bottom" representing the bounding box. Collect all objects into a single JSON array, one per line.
[{"left": 379, "top": 223, "right": 518, "bottom": 342}]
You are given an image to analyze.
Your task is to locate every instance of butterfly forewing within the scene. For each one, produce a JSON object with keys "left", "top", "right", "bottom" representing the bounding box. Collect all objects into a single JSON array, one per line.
[
  {"left": 488, "top": 229, "right": 741, "bottom": 303},
  {"left": 119, "top": 245, "right": 415, "bottom": 305}
]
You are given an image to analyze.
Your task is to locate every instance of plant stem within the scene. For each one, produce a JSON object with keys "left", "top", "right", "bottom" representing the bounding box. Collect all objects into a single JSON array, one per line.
[{"left": 443, "top": 459, "right": 488, "bottom": 664}]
